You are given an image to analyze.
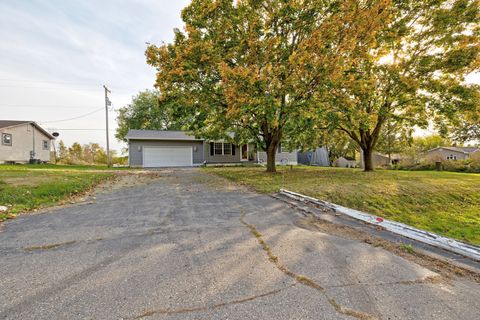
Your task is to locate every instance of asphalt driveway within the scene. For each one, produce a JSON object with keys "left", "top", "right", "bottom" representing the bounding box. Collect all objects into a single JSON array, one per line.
[{"left": 0, "top": 169, "right": 479, "bottom": 319}]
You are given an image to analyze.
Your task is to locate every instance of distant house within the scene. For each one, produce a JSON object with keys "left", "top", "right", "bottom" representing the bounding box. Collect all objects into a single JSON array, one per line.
[
  {"left": 335, "top": 156, "right": 357, "bottom": 168},
  {"left": 126, "top": 130, "right": 298, "bottom": 168},
  {"left": 297, "top": 147, "right": 330, "bottom": 166},
  {"left": 0, "top": 120, "right": 54, "bottom": 164},
  {"left": 424, "top": 146, "right": 479, "bottom": 162},
  {"left": 359, "top": 151, "right": 410, "bottom": 168}
]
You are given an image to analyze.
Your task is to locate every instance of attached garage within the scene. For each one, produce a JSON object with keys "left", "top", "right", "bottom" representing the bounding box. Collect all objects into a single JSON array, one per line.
[
  {"left": 127, "top": 130, "right": 205, "bottom": 168},
  {"left": 143, "top": 146, "right": 193, "bottom": 168}
]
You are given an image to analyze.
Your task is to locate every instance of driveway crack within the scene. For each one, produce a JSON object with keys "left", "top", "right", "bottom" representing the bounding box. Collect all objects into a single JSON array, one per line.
[
  {"left": 132, "top": 283, "right": 296, "bottom": 319},
  {"left": 240, "top": 212, "right": 377, "bottom": 320}
]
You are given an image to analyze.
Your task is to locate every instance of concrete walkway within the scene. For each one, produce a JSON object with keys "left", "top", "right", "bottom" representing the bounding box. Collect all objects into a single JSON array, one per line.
[{"left": 0, "top": 169, "right": 479, "bottom": 319}]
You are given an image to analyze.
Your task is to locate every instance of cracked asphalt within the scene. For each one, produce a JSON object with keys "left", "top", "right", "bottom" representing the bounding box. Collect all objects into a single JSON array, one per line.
[{"left": 1, "top": 169, "right": 479, "bottom": 319}]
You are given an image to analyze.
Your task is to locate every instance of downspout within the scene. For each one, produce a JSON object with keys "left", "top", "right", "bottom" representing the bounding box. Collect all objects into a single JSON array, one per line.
[{"left": 32, "top": 124, "right": 36, "bottom": 160}]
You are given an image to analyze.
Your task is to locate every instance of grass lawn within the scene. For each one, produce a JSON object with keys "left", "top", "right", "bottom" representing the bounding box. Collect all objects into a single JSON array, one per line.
[
  {"left": 0, "top": 165, "right": 113, "bottom": 221},
  {"left": 0, "top": 163, "right": 133, "bottom": 171},
  {"left": 204, "top": 166, "right": 480, "bottom": 245}
]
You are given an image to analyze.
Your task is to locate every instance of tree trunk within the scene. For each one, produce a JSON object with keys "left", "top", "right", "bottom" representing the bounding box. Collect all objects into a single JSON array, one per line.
[
  {"left": 266, "top": 143, "right": 278, "bottom": 173},
  {"left": 362, "top": 146, "right": 374, "bottom": 172}
]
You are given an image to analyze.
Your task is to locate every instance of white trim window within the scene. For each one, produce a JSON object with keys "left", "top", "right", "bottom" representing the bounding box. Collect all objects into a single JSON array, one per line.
[
  {"left": 213, "top": 142, "right": 233, "bottom": 156},
  {"left": 42, "top": 140, "right": 49, "bottom": 150},
  {"left": 214, "top": 142, "right": 223, "bottom": 155},
  {"left": 2, "top": 133, "right": 12, "bottom": 146},
  {"left": 446, "top": 154, "right": 457, "bottom": 160},
  {"left": 223, "top": 143, "right": 232, "bottom": 155}
]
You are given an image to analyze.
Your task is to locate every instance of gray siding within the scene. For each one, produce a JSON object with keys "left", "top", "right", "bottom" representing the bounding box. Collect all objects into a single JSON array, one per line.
[
  {"left": 129, "top": 140, "right": 204, "bottom": 167},
  {"left": 204, "top": 143, "right": 257, "bottom": 164}
]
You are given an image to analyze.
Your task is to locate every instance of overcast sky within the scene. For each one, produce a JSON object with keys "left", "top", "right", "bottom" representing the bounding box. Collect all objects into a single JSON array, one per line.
[
  {"left": 0, "top": 0, "right": 190, "bottom": 153},
  {"left": 1, "top": 1, "right": 478, "bottom": 153}
]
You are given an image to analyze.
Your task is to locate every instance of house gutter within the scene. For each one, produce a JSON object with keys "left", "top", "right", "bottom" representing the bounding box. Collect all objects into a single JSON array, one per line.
[{"left": 279, "top": 189, "right": 480, "bottom": 261}]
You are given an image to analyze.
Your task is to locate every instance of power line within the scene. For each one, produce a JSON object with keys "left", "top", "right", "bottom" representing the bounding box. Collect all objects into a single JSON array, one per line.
[
  {"left": 39, "top": 107, "right": 104, "bottom": 124},
  {"left": 0, "top": 78, "right": 99, "bottom": 86},
  {"left": 50, "top": 129, "right": 114, "bottom": 131},
  {"left": 0, "top": 78, "right": 131, "bottom": 90},
  {"left": 0, "top": 105, "right": 104, "bottom": 109},
  {"left": 0, "top": 84, "right": 102, "bottom": 91}
]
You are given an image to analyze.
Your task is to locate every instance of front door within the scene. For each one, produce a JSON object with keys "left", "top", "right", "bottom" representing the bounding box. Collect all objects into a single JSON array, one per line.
[{"left": 241, "top": 144, "right": 248, "bottom": 161}]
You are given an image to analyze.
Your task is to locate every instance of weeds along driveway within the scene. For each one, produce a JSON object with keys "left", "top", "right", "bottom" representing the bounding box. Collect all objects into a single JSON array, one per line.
[{"left": 0, "top": 169, "right": 479, "bottom": 320}]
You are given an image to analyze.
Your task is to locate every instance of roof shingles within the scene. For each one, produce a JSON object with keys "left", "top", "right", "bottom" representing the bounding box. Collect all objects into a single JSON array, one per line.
[
  {"left": 0, "top": 120, "right": 54, "bottom": 139},
  {"left": 0, "top": 120, "right": 31, "bottom": 129},
  {"left": 126, "top": 130, "right": 202, "bottom": 141}
]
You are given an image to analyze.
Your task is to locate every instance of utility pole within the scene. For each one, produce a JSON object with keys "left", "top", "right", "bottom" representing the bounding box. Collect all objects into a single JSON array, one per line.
[{"left": 103, "top": 85, "right": 112, "bottom": 167}]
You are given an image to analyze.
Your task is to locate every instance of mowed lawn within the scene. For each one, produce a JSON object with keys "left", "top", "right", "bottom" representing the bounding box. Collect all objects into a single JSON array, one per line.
[
  {"left": 205, "top": 166, "right": 480, "bottom": 245},
  {"left": 0, "top": 165, "right": 113, "bottom": 221}
]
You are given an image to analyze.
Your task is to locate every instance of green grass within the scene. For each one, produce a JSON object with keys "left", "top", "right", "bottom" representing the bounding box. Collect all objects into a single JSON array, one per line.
[
  {"left": 204, "top": 166, "right": 480, "bottom": 245},
  {"left": 0, "top": 166, "right": 112, "bottom": 221},
  {"left": 398, "top": 243, "right": 415, "bottom": 254},
  {"left": 0, "top": 163, "right": 133, "bottom": 171}
]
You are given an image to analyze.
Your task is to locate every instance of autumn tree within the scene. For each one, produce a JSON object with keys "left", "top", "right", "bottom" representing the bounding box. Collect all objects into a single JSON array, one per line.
[
  {"left": 115, "top": 89, "right": 185, "bottom": 142},
  {"left": 146, "top": 0, "right": 390, "bottom": 172},
  {"left": 375, "top": 119, "right": 413, "bottom": 161},
  {"left": 439, "top": 84, "right": 480, "bottom": 143},
  {"left": 57, "top": 140, "right": 68, "bottom": 162},
  {"left": 83, "top": 143, "right": 103, "bottom": 164},
  {"left": 68, "top": 142, "right": 83, "bottom": 161},
  {"left": 319, "top": 0, "right": 480, "bottom": 171}
]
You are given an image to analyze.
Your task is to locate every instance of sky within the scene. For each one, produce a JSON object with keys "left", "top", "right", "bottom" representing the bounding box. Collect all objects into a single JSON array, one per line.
[
  {"left": 0, "top": 0, "right": 190, "bottom": 153},
  {"left": 1, "top": 1, "right": 478, "bottom": 153}
]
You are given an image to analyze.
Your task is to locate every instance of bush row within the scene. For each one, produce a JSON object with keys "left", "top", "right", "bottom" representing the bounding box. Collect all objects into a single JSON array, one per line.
[{"left": 393, "top": 160, "right": 480, "bottom": 173}]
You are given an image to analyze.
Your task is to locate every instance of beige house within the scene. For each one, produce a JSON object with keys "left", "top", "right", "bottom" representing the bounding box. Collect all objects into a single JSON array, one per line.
[
  {"left": 0, "top": 120, "right": 54, "bottom": 164},
  {"left": 424, "top": 146, "right": 479, "bottom": 162}
]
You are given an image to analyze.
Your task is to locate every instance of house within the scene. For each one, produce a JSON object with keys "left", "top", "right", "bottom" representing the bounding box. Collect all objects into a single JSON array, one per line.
[
  {"left": 0, "top": 120, "right": 54, "bottom": 164},
  {"left": 360, "top": 151, "right": 396, "bottom": 168},
  {"left": 126, "top": 130, "right": 298, "bottom": 168},
  {"left": 297, "top": 147, "right": 330, "bottom": 166},
  {"left": 423, "top": 146, "right": 480, "bottom": 162},
  {"left": 334, "top": 156, "right": 357, "bottom": 168}
]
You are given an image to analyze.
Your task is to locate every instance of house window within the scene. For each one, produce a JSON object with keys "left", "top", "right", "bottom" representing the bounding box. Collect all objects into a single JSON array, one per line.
[
  {"left": 2, "top": 133, "right": 12, "bottom": 146},
  {"left": 213, "top": 142, "right": 233, "bottom": 155},
  {"left": 279, "top": 143, "right": 288, "bottom": 153},
  {"left": 446, "top": 154, "right": 457, "bottom": 160},
  {"left": 42, "top": 140, "right": 49, "bottom": 150},
  {"left": 214, "top": 143, "right": 223, "bottom": 155},
  {"left": 223, "top": 143, "right": 232, "bottom": 155}
]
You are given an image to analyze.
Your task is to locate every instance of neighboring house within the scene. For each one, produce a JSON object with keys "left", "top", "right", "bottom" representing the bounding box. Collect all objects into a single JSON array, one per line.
[
  {"left": 423, "top": 146, "right": 480, "bottom": 162},
  {"left": 334, "top": 156, "right": 357, "bottom": 168},
  {"left": 298, "top": 147, "right": 330, "bottom": 166},
  {"left": 126, "top": 130, "right": 298, "bottom": 168},
  {"left": 0, "top": 120, "right": 54, "bottom": 164},
  {"left": 360, "top": 151, "right": 393, "bottom": 168}
]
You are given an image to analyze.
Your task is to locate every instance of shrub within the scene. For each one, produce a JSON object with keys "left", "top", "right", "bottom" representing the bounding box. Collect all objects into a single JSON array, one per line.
[{"left": 394, "top": 159, "right": 480, "bottom": 173}]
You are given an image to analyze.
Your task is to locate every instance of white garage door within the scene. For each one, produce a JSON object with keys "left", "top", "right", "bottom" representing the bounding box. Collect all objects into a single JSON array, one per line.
[{"left": 143, "top": 146, "right": 193, "bottom": 168}]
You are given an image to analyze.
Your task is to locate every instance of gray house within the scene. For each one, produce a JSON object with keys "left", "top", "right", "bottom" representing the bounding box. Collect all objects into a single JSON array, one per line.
[
  {"left": 126, "top": 130, "right": 297, "bottom": 168},
  {"left": 424, "top": 146, "right": 479, "bottom": 161},
  {"left": 297, "top": 147, "right": 330, "bottom": 166},
  {"left": 0, "top": 120, "right": 54, "bottom": 164}
]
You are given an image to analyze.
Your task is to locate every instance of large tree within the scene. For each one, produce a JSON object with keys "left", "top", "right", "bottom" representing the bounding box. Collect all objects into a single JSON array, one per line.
[
  {"left": 438, "top": 84, "right": 480, "bottom": 143},
  {"left": 146, "top": 0, "right": 390, "bottom": 172},
  {"left": 115, "top": 89, "right": 185, "bottom": 142},
  {"left": 319, "top": 0, "right": 480, "bottom": 171}
]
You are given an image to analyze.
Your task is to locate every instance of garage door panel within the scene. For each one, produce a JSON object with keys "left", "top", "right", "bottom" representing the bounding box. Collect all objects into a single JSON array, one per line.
[{"left": 143, "top": 147, "right": 192, "bottom": 167}]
